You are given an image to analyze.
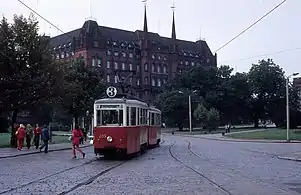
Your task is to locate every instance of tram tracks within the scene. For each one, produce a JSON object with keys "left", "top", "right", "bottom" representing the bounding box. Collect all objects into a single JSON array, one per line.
[
  {"left": 184, "top": 139, "right": 292, "bottom": 194},
  {"left": 168, "top": 140, "right": 232, "bottom": 195}
]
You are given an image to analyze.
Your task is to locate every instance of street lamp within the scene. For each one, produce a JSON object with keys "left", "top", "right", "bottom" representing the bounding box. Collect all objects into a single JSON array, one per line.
[
  {"left": 286, "top": 72, "right": 299, "bottom": 142},
  {"left": 179, "top": 90, "right": 197, "bottom": 132}
]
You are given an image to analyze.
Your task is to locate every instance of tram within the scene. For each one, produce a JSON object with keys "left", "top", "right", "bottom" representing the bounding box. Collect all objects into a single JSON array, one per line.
[{"left": 93, "top": 86, "right": 161, "bottom": 157}]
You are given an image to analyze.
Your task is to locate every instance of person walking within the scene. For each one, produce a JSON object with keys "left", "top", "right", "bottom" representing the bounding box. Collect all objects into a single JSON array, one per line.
[
  {"left": 16, "top": 124, "right": 26, "bottom": 150},
  {"left": 25, "top": 124, "right": 33, "bottom": 149},
  {"left": 72, "top": 126, "right": 85, "bottom": 159},
  {"left": 34, "top": 124, "right": 42, "bottom": 149},
  {"left": 39, "top": 125, "right": 49, "bottom": 153}
]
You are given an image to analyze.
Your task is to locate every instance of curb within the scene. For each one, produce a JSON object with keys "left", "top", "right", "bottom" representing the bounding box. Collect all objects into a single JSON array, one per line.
[
  {"left": 163, "top": 133, "right": 301, "bottom": 144},
  {"left": 277, "top": 156, "right": 301, "bottom": 162},
  {"left": 0, "top": 144, "right": 92, "bottom": 159}
]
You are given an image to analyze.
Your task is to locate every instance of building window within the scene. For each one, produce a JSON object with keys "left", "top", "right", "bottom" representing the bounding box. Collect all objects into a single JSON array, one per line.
[
  {"left": 157, "top": 78, "right": 161, "bottom": 87},
  {"left": 144, "top": 63, "right": 148, "bottom": 72},
  {"left": 129, "top": 53, "right": 133, "bottom": 58},
  {"left": 144, "top": 77, "right": 148, "bottom": 84},
  {"left": 107, "top": 61, "right": 110, "bottom": 68},
  {"left": 114, "top": 52, "right": 119, "bottom": 57},
  {"left": 98, "top": 59, "right": 101, "bottom": 67},
  {"left": 129, "top": 77, "right": 132, "bottom": 84},
  {"left": 137, "top": 65, "right": 140, "bottom": 72},
  {"left": 93, "top": 41, "right": 99, "bottom": 47},
  {"left": 163, "top": 79, "right": 167, "bottom": 84},
  {"left": 115, "top": 75, "right": 118, "bottom": 83},
  {"left": 107, "top": 50, "right": 111, "bottom": 56},
  {"left": 185, "top": 61, "right": 189, "bottom": 66},
  {"left": 107, "top": 75, "right": 110, "bottom": 82},
  {"left": 180, "top": 61, "right": 183, "bottom": 65},
  {"left": 122, "top": 63, "right": 125, "bottom": 70},
  {"left": 66, "top": 53, "right": 69, "bottom": 58},
  {"left": 61, "top": 53, "right": 64, "bottom": 59},
  {"left": 152, "top": 78, "right": 156, "bottom": 86},
  {"left": 71, "top": 52, "right": 74, "bottom": 56},
  {"left": 207, "top": 58, "right": 210, "bottom": 63},
  {"left": 157, "top": 65, "right": 161, "bottom": 73},
  {"left": 152, "top": 63, "right": 155, "bottom": 73},
  {"left": 92, "top": 58, "right": 96, "bottom": 66},
  {"left": 163, "top": 65, "right": 167, "bottom": 74},
  {"left": 114, "top": 62, "right": 118, "bottom": 69},
  {"left": 137, "top": 78, "right": 140, "bottom": 86},
  {"left": 129, "top": 64, "right": 133, "bottom": 71},
  {"left": 122, "top": 52, "right": 126, "bottom": 58},
  {"left": 163, "top": 56, "right": 167, "bottom": 60},
  {"left": 191, "top": 62, "right": 195, "bottom": 66},
  {"left": 113, "top": 41, "right": 117, "bottom": 46},
  {"left": 197, "top": 62, "right": 200, "bottom": 66},
  {"left": 158, "top": 56, "right": 161, "bottom": 60},
  {"left": 152, "top": 54, "right": 155, "bottom": 59}
]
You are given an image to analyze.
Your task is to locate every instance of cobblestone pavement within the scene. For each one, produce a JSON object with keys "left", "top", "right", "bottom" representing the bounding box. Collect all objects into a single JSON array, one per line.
[{"left": 1, "top": 135, "right": 301, "bottom": 194}]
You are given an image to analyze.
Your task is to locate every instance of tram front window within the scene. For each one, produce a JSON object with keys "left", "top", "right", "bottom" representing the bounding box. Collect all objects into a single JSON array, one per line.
[{"left": 101, "top": 110, "right": 123, "bottom": 126}]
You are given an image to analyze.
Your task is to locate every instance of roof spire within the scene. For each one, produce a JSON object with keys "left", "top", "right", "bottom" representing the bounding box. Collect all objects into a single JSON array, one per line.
[
  {"left": 171, "top": 0, "right": 176, "bottom": 39},
  {"left": 142, "top": 0, "right": 148, "bottom": 32}
]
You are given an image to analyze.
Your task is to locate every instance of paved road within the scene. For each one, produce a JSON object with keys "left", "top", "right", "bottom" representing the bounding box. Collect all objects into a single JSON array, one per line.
[{"left": 1, "top": 135, "right": 301, "bottom": 194}]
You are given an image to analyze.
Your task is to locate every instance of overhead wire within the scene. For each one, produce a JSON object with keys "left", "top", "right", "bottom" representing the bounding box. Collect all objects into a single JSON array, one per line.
[
  {"left": 219, "top": 47, "right": 301, "bottom": 63},
  {"left": 214, "top": 0, "right": 287, "bottom": 53}
]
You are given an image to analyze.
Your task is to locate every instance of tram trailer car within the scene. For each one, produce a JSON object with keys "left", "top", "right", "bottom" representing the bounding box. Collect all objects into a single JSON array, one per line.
[{"left": 93, "top": 98, "right": 161, "bottom": 157}]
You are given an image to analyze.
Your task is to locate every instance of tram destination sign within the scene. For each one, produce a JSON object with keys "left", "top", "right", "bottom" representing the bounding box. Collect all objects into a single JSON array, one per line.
[{"left": 106, "top": 86, "right": 118, "bottom": 98}]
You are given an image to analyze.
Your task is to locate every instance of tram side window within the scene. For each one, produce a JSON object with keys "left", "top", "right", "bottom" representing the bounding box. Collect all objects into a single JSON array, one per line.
[
  {"left": 131, "top": 107, "right": 136, "bottom": 126},
  {"left": 126, "top": 107, "right": 129, "bottom": 126},
  {"left": 140, "top": 109, "right": 146, "bottom": 125},
  {"left": 137, "top": 108, "right": 140, "bottom": 125},
  {"left": 151, "top": 113, "right": 155, "bottom": 125},
  {"left": 96, "top": 110, "right": 101, "bottom": 126}
]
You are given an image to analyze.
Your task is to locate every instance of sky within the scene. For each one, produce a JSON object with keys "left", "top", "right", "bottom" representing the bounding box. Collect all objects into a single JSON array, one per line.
[{"left": 2, "top": 0, "right": 301, "bottom": 76}]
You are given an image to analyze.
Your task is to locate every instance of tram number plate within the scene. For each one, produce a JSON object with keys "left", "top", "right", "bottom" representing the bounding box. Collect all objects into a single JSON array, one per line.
[{"left": 99, "top": 134, "right": 107, "bottom": 139}]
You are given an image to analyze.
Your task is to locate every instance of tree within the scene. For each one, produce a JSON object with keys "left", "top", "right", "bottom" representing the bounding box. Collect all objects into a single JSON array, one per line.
[
  {"left": 60, "top": 57, "right": 105, "bottom": 126},
  {"left": 248, "top": 59, "right": 286, "bottom": 127},
  {"left": 206, "top": 108, "right": 220, "bottom": 131},
  {"left": 0, "top": 15, "right": 61, "bottom": 147},
  {"left": 193, "top": 103, "right": 208, "bottom": 128}
]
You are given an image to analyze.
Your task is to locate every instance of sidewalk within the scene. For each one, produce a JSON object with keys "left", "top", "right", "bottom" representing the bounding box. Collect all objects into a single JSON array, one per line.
[
  {"left": 0, "top": 142, "right": 92, "bottom": 159},
  {"left": 163, "top": 129, "right": 301, "bottom": 143}
]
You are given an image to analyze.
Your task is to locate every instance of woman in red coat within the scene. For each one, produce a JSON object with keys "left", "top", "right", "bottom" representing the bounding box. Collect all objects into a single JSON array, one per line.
[
  {"left": 72, "top": 126, "right": 85, "bottom": 159},
  {"left": 16, "top": 124, "right": 26, "bottom": 150}
]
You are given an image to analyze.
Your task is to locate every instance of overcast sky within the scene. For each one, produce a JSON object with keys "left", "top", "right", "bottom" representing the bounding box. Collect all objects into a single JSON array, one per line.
[{"left": 2, "top": 0, "right": 300, "bottom": 76}]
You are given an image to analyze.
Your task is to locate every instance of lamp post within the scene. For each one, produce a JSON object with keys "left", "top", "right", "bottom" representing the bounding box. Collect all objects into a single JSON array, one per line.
[
  {"left": 286, "top": 73, "right": 299, "bottom": 142},
  {"left": 179, "top": 90, "right": 197, "bottom": 132}
]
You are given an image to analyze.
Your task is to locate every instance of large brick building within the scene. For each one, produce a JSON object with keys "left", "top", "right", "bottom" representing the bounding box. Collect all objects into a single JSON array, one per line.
[{"left": 50, "top": 8, "right": 217, "bottom": 103}]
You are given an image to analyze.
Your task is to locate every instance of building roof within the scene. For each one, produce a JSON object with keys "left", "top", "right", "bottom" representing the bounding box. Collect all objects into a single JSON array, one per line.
[{"left": 49, "top": 20, "right": 213, "bottom": 56}]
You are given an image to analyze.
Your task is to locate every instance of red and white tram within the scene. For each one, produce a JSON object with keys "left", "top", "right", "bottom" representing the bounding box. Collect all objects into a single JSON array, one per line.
[{"left": 93, "top": 96, "right": 161, "bottom": 157}]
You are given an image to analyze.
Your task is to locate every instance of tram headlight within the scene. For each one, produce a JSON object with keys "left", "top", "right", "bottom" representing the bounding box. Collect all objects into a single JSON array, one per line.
[{"left": 107, "top": 136, "right": 113, "bottom": 143}]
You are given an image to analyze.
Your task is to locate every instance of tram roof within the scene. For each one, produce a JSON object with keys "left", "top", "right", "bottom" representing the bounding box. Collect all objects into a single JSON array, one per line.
[
  {"left": 149, "top": 106, "right": 161, "bottom": 114},
  {"left": 94, "top": 98, "right": 148, "bottom": 107}
]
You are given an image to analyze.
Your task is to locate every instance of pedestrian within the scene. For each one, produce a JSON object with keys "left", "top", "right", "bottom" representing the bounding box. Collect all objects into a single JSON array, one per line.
[
  {"left": 39, "top": 125, "right": 49, "bottom": 153},
  {"left": 72, "top": 126, "right": 85, "bottom": 159},
  {"left": 25, "top": 124, "right": 33, "bottom": 149},
  {"left": 34, "top": 124, "right": 42, "bottom": 149},
  {"left": 16, "top": 124, "right": 26, "bottom": 150}
]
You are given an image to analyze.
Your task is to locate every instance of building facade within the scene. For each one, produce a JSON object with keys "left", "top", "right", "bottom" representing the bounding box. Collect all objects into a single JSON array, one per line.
[{"left": 50, "top": 8, "right": 217, "bottom": 103}]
